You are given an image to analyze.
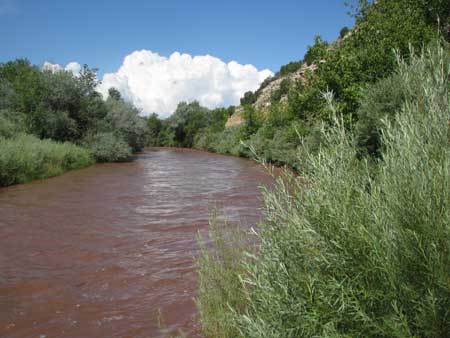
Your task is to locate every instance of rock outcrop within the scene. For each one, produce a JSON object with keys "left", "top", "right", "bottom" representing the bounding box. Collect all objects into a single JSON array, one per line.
[{"left": 225, "top": 63, "right": 317, "bottom": 127}]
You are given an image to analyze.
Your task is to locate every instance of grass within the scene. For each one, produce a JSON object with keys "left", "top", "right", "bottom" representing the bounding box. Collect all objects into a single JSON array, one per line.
[
  {"left": 0, "top": 133, "right": 93, "bottom": 187},
  {"left": 196, "top": 42, "right": 450, "bottom": 338}
]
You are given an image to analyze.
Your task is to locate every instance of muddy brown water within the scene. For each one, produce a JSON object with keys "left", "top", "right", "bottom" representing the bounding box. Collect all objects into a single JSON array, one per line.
[{"left": 0, "top": 148, "right": 275, "bottom": 338}]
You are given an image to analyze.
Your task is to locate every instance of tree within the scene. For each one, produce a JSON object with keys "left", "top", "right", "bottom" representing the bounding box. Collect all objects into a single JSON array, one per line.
[
  {"left": 147, "top": 113, "right": 163, "bottom": 146},
  {"left": 340, "top": 26, "right": 350, "bottom": 39},
  {"left": 303, "top": 35, "right": 329, "bottom": 65},
  {"left": 108, "top": 87, "right": 122, "bottom": 101},
  {"left": 240, "top": 91, "right": 257, "bottom": 105}
]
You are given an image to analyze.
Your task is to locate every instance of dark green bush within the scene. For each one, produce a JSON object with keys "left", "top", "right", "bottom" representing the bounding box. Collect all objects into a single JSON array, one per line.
[
  {"left": 83, "top": 132, "right": 132, "bottom": 163},
  {"left": 0, "top": 109, "right": 26, "bottom": 138}
]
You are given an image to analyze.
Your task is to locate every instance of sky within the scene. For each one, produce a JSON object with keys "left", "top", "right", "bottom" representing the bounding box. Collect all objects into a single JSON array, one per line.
[{"left": 0, "top": 0, "right": 354, "bottom": 116}]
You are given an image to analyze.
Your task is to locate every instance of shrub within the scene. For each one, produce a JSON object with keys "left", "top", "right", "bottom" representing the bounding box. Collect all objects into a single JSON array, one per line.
[
  {"left": 0, "top": 134, "right": 92, "bottom": 186},
  {"left": 240, "top": 91, "right": 257, "bottom": 106},
  {"left": 197, "top": 43, "right": 450, "bottom": 338},
  {"left": 104, "top": 98, "right": 148, "bottom": 152},
  {"left": 340, "top": 26, "right": 350, "bottom": 39},
  {"left": 83, "top": 132, "right": 132, "bottom": 162},
  {"left": 0, "top": 109, "right": 26, "bottom": 138},
  {"left": 197, "top": 219, "right": 251, "bottom": 338}
]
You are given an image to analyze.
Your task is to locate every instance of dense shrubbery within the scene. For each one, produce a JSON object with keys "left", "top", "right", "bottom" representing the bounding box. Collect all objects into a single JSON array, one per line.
[
  {"left": 0, "top": 134, "right": 92, "bottom": 186},
  {"left": 82, "top": 132, "right": 132, "bottom": 162},
  {"left": 0, "top": 60, "right": 149, "bottom": 186},
  {"left": 197, "top": 43, "right": 450, "bottom": 338}
]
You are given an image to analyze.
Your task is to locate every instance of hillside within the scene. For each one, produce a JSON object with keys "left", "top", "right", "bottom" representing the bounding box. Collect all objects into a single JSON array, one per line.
[{"left": 225, "top": 59, "right": 318, "bottom": 128}]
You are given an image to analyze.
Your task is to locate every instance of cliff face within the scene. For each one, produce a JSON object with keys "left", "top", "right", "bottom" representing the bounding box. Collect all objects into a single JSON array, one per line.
[
  {"left": 254, "top": 63, "right": 317, "bottom": 110},
  {"left": 224, "top": 106, "right": 244, "bottom": 127},
  {"left": 225, "top": 63, "right": 317, "bottom": 127}
]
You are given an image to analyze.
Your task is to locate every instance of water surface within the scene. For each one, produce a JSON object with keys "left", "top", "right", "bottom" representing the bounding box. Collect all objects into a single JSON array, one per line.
[{"left": 0, "top": 148, "right": 273, "bottom": 338}]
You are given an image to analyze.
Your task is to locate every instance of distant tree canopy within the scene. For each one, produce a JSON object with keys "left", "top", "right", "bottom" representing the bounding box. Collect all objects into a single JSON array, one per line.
[{"left": 145, "top": 101, "right": 232, "bottom": 148}]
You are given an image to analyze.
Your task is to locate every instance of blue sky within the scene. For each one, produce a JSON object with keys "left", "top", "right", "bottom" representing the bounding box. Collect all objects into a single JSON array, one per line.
[
  {"left": 1, "top": 0, "right": 353, "bottom": 74},
  {"left": 1, "top": 0, "right": 355, "bottom": 116}
]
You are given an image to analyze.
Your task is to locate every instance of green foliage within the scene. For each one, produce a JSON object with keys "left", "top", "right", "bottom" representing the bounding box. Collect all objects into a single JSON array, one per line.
[
  {"left": 0, "top": 109, "right": 26, "bottom": 138},
  {"left": 103, "top": 96, "right": 147, "bottom": 152},
  {"left": 278, "top": 61, "right": 303, "bottom": 76},
  {"left": 240, "top": 91, "right": 257, "bottom": 106},
  {"left": 197, "top": 219, "right": 251, "bottom": 338},
  {"left": 303, "top": 35, "right": 329, "bottom": 65},
  {"left": 0, "top": 58, "right": 152, "bottom": 185},
  {"left": 147, "top": 113, "right": 163, "bottom": 146},
  {"left": 197, "top": 42, "right": 450, "bottom": 338},
  {"left": 240, "top": 105, "right": 260, "bottom": 138},
  {"left": 339, "top": 26, "right": 350, "bottom": 38},
  {"left": 0, "top": 133, "right": 92, "bottom": 186},
  {"left": 166, "top": 101, "right": 211, "bottom": 147},
  {"left": 355, "top": 73, "right": 409, "bottom": 157},
  {"left": 150, "top": 102, "right": 233, "bottom": 149},
  {"left": 108, "top": 87, "right": 122, "bottom": 100},
  {"left": 270, "top": 78, "right": 291, "bottom": 103},
  {"left": 83, "top": 132, "right": 132, "bottom": 162},
  {"left": 194, "top": 126, "right": 243, "bottom": 156}
]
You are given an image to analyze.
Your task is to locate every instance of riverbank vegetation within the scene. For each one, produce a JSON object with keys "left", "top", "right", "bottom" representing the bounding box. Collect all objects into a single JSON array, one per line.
[
  {"left": 197, "top": 41, "right": 450, "bottom": 338},
  {"left": 0, "top": 134, "right": 92, "bottom": 186},
  {"left": 0, "top": 61, "right": 148, "bottom": 186},
  {"left": 191, "top": 0, "right": 450, "bottom": 337}
]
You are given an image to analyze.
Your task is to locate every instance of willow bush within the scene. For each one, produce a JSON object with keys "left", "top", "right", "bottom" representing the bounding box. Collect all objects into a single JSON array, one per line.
[
  {"left": 197, "top": 42, "right": 450, "bottom": 338},
  {"left": 0, "top": 134, "right": 92, "bottom": 186}
]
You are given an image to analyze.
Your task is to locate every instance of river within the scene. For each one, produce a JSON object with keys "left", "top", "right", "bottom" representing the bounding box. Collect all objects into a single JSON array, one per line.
[{"left": 0, "top": 148, "right": 274, "bottom": 338}]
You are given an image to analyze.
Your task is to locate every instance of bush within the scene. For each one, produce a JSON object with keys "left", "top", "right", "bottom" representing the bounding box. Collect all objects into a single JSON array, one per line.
[
  {"left": 197, "top": 219, "right": 251, "bottom": 338},
  {"left": 0, "top": 134, "right": 92, "bottom": 186},
  {"left": 0, "top": 109, "right": 26, "bottom": 138},
  {"left": 83, "top": 132, "right": 132, "bottom": 163},
  {"left": 197, "top": 43, "right": 450, "bottom": 338},
  {"left": 103, "top": 98, "right": 148, "bottom": 152},
  {"left": 340, "top": 26, "right": 350, "bottom": 39}
]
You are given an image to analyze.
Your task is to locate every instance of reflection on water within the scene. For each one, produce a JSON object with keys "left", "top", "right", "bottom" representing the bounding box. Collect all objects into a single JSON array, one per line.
[{"left": 0, "top": 148, "right": 273, "bottom": 338}]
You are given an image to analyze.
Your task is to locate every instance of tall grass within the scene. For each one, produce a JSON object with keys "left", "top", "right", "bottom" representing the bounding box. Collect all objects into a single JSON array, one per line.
[
  {"left": 197, "top": 43, "right": 450, "bottom": 338},
  {"left": 0, "top": 133, "right": 93, "bottom": 187}
]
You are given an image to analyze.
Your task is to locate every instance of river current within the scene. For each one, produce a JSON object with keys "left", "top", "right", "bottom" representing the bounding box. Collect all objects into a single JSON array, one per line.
[{"left": 0, "top": 148, "right": 274, "bottom": 338}]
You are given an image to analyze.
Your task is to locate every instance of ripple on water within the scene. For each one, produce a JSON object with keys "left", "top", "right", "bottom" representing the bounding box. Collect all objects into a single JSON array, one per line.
[{"left": 0, "top": 148, "right": 274, "bottom": 338}]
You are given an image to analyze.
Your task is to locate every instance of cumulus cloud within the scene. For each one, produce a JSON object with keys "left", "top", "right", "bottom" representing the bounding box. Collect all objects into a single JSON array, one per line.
[
  {"left": 42, "top": 61, "right": 82, "bottom": 77},
  {"left": 97, "top": 50, "right": 273, "bottom": 117},
  {"left": 43, "top": 51, "right": 273, "bottom": 117}
]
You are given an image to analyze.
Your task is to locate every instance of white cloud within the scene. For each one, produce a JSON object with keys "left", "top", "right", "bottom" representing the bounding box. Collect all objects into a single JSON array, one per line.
[
  {"left": 97, "top": 50, "right": 273, "bottom": 117},
  {"left": 43, "top": 51, "right": 274, "bottom": 117},
  {"left": 42, "top": 61, "right": 82, "bottom": 77},
  {"left": 65, "top": 62, "right": 82, "bottom": 75}
]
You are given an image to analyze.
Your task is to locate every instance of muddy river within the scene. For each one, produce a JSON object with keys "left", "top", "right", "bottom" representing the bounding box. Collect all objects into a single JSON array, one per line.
[{"left": 0, "top": 148, "right": 273, "bottom": 338}]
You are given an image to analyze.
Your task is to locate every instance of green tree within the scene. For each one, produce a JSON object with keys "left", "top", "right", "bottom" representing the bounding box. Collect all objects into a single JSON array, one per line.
[
  {"left": 146, "top": 113, "right": 163, "bottom": 146},
  {"left": 108, "top": 87, "right": 122, "bottom": 100}
]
